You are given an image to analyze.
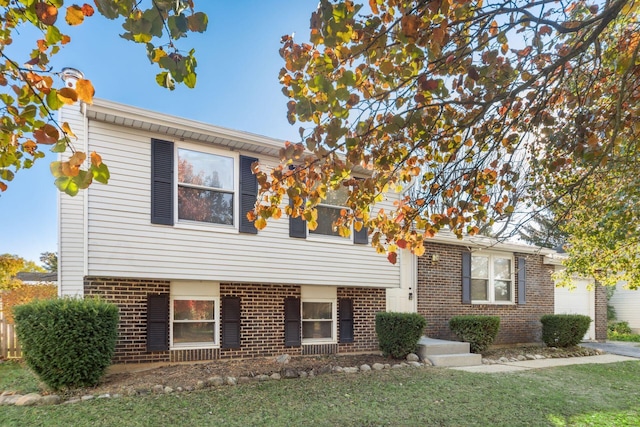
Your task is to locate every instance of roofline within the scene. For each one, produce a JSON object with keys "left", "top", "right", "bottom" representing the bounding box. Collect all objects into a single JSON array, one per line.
[
  {"left": 426, "top": 231, "right": 558, "bottom": 256},
  {"left": 84, "top": 98, "right": 287, "bottom": 157}
]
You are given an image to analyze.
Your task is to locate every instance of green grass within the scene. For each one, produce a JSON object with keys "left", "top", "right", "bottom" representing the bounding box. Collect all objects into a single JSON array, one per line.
[
  {"left": 608, "top": 332, "right": 640, "bottom": 342},
  {"left": 0, "top": 360, "right": 42, "bottom": 394},
  {"left": 1, "top": 361, "right": 640, "bottom": 426}
]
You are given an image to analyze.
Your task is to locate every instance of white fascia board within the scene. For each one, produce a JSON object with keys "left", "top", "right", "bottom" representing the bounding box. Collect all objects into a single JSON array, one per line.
[
  {"left": 427, "top": 231, "right": 558, "bottom": 256},
  {"left": 85, "top": 98, "right": 285, "bottom": 155}
]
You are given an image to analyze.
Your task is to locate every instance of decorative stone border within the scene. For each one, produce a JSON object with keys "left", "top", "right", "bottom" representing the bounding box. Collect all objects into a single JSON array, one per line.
[{"left": 0, "top": 353, "right": 432, "bottom": 407}]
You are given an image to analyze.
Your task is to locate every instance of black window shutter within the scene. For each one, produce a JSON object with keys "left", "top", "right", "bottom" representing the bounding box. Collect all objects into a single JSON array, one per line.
[
  {"left": 284, "top": 297, "right": 301, "bottom": 346},
  {"left": 289, "top": 199, "right": 307, "bottom": 238},
  {"left": 147, "top": 294, "right": 169, "bottom": 351},
  {"left": 353, "top": 222, "right": 368, "bottom": 245},
  {"left": 338, "top": 298, "right": 354, "bottom": 343},
  {"left": 239, "top": 155, "right": 258, "bottom": 234},
  {"left": 461, "top": 251, "right": 472, "bottom": 304},
  {"left": 221, "top": 296, "right": 241, "bottom": 348},
  {"left": 518, "top": 257, "right": 527, "bottom": 305},
  {"left": 151, "top": 139, "right": 174, "bottom": 225}
]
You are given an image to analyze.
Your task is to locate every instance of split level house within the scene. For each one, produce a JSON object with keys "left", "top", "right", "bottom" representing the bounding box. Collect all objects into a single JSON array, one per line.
[{"left": 57, "top": 100, "right": 604, "bottom": 365}]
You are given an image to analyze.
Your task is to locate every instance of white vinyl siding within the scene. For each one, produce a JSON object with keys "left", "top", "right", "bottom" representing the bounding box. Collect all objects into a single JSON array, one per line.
[
  {"left": 609, "top": 281, "right": 640, "bottom": 333},
  {"left": 66, "top": 117, "right": 399, "bottom": 289}
]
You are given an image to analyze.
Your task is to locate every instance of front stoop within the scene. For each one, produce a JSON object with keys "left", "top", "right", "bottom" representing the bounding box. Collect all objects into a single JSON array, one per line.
[{"left": 417, "top": 337, "right": 482, "bottom": 367}]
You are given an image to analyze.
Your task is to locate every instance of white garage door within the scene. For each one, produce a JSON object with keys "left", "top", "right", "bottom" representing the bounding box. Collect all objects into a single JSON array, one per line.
[{"left": 554, "top": 278, "right": 596, "bottom": 341}]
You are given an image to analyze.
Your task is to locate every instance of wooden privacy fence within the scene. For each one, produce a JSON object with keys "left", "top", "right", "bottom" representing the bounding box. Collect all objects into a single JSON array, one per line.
[{"left": 0, "top": 309, "right": 22, "bottom": 359}]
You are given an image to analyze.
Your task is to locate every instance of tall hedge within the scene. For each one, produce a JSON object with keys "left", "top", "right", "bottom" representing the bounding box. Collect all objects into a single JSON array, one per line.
[
  {"left": 449, "top": 315, "right": 500, "bottom": 353},
  {"left": 13, "top": 298, "right": 119, "bottom": 390},
  {"left": 540, "top": 314, "right": 591, "bottom": 348},
  {"left": 375, "top": 312, "right": 426, "bottom": 359}
]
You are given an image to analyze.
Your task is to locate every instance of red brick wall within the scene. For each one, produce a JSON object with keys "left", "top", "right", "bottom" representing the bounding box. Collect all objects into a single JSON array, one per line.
[
  {"left": 84, "top": 277, "right": 171, "bottom": 364},
  {"left": 417, "top": 242, "right": 555, "bottom": 345},
  {"left": 338, "top": 287, "right": 386, "bottom": 353},
  {"left": 85, "top": 278, "right": 385, "bottom": 364},
  {"left": 594, "top": 283, "right": 608, "bottom": 341}
]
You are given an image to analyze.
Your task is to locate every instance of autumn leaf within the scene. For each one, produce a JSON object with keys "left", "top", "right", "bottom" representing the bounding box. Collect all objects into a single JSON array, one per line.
[
  {"left": 35, "top": 2, "right": 58, "bottom": 26},
  {"left": 65, "top": 5, "right": 85, "bottom": 25},
  {"left": 57, "top": 87, "right": 78, "bottom": 104},
  {"left": 90, "top": 151, "right": 102, "bottom": 167},
  {"left": 255, "top": 217, "right": 267, "bottom": 230},
  {"left": 62, "top": 122, "right": 76, "bottom": 138},
  {"left": 33, "top": 124, "right": 59, "bottom": 145},
  {"left": 81, "top": 3, "right": 95, "bottom": 16},
  {"left": 387, "top": 252, "right": 398, "bottom": 264},
  {"left": 76, "top": 79, "right": 94, "bottom": 104}
]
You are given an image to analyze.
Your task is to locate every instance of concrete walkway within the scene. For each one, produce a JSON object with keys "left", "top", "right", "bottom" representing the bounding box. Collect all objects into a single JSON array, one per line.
[{"left": 451, "top": 354, "right": 637, "bottom": 373}]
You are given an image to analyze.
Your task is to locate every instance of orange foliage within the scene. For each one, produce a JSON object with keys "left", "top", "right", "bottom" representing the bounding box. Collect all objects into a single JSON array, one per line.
[{"left": 1, "top": 284, "right": 57, "bottom": 324}]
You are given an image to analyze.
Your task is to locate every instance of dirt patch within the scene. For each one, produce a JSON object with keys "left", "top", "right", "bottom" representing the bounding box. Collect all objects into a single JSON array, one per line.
[{"left": 66, "top": 345, "right": 603, "bottom": 397}]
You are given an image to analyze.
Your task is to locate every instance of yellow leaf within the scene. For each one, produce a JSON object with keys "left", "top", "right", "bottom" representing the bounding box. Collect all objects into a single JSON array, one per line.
[
  {"left": 76, "top": 79, "right": 94, "bottom": 104},
  {"left": 62, "top": 121, "right": 76, "bottom": 138},
  {"left": 69, "top": 151, "right": 86, "bottom": 167},
  {"left": 413, "top": 244, "right": 425, "bottom": 257},
  {"left": 65, "top": 5, "right": 84, "bottom": 26},
  {"left": 254, "top": 217, "right": 267, "bottom": 230},
  {"left": 57, "top": 87, "right": 77, "bottom": 104}
]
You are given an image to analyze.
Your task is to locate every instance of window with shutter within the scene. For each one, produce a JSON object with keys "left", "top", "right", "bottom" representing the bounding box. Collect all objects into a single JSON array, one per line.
[
  {"left": 463, "top": 251, "right": 515, "bottom": 304},
  {"left": 151, "top": 139, "right": 174, "bottom": 225},
  {"left": 239, "top": 156, "right": 258, "bottom": 234}
]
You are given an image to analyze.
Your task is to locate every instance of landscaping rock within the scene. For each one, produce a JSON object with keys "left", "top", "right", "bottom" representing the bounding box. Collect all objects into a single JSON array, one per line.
[
  {"left": 225, "top": 376, "right": 237, "bottom": 386},
  {"left": 15, "top": 393, "right": 42, "bottom": 406},
  {"left": 164, "top": 386, "right": 173, "bottom": 394},
  {"left": 125, "top": 387, "right": 138, "bottom": 396},
  {"left": 256, "top": 374, "right": 270, "bottom": 382},
  {"left": 332, "top": 366, "right": 344, "bottom": 373},
  {"left": 270, "top": 373, "right": 281, "bottom": 380},
  {"left": 392, "top": 364, "right": 403, "bottom": 369},
  {"left": 176, "top": 387, "right": 183, "bottom": 392},
  {"left": 238, "top": 377, "right": 252, "bottom": 384},
  {"left": 406, "top": 353, "right": 420, "bottom": 362},
  {"left": 343, "top": 367, "right": 359, "bottom": 374},
  {"left": 499, "top": 357, "right": 509, "bottom": 364},
  {"left": 195, "top": 380, "right": 205, "bottom": 390},
  {"left": 535, "top": 355, "right": 545, "bottom": 359},
  {"left": 206, "top": 376, "right": 224, "bottom": 387},
  {"left": 317, "top": 365, "right": 332, "bottom": 375},
  {"left": 64, "top": 398, "right": 81, "bottom": 405},
  {"left": 525, "top": 354, "right": 536, "bottom": 360},
  {"left": 360, "top": 364, "right": 371, "bottom": 371},
  {"left": 408, "top": 361, "right": 422, "bottom": 367},
  {"left": 283, "top": 368, "right": 299, "bottom": 379},
  {"left": 152, "top": 385, "right": 165, "bottom": 394},
  {"left": 517, "top": 355, "right": 527, "bottom": 361},
  {"left": 97, "top": 394, "right": 110, "bottom": 399},
  {"left": 276, "top": 354, "right": 291, "bottom": 364},
  {"left": 372, "top": 363, "right": 385, "bottom": 370},
  {"left": 81, "top": 395, "right": 94, "bottom": 401},
  {"left": 298, "top": 371, "right": 308, "bottom": 378}
]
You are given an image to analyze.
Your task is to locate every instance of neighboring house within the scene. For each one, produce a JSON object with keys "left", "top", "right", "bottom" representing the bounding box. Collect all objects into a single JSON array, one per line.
[
  {"left": 15, "top": 272, "right": 58, "bottom": 284},
  {"left": 58, "top": 100, "right": 402, "bottom": 364},
  {"left": 609, "top": 282, "right": 640, "bottom": 333}
]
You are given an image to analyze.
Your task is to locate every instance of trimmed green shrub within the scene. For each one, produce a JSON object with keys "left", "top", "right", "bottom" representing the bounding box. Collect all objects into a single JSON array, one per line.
[
  {"left": 375, "top": 312, "right": 426, "bottom": 359},
  {"left": 540, "top": 314, "right": 591, "bottom": 348},
  {"left": 13, "top": 297, "right": 119, "bottom": 390},
  {"left": 449, "top": 315, "right": 500, "bottom": 353}
]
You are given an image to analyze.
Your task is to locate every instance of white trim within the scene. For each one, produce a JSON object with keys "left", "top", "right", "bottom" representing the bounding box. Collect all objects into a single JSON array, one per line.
[
  {"left": 471, "top": 251, "right": 515, "bottom": 305},
  {"left": 170, "top": 281, "right": 220, "bottom": 349},
  {"left": 82, "top": 103, "right": 89, "bottom": 279},
  {"left": 301, "top": 299, "right": 337, "bottom": 344}
]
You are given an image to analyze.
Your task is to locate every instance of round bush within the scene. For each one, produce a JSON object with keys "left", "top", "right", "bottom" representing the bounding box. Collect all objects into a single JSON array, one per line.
[
  {"left": 449, "top": 315, "right": 500, "bottom": 353},
  {"left": 13, "top": 297, "right": 119, "bottom": 390},
  {"left": 540, "top": 314, "right": 591, "bottom": 348},
  {"left": 375, "top": 312, "right": 427, "bottom": 359}
]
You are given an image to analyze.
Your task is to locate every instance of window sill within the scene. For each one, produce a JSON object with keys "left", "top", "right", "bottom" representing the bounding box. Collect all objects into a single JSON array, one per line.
[
  {"left": 171, "top": 344, "right": 218, "bottom": 350},
  {"left": 306, "top": 234, "right": 353, "bottom": 245},
  {"left": 471, "top": 301, "right": 516, "bottom": 306},
  {"left": 173, "top": 221, "right": 238, "bottom": 234},
  {"left": 302, "top": 339, "right": 336, "bottom": 345}
]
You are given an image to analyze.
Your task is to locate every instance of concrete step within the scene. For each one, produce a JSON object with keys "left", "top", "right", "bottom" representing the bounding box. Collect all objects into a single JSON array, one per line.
[
  {"left": 417, "top": 337, "right": 470, "bottom": 359},
  {"left": 428, "top": 353, "right": 483, "bottom": 367}
]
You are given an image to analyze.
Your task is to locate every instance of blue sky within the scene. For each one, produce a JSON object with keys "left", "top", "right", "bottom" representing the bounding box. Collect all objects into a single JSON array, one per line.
[{"left": 0, "top": 1, "right": 318, "bottom": 263}]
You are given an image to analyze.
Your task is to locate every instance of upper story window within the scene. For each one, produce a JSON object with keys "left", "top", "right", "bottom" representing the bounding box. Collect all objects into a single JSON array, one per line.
[
  {"left": 471, "top": 253, "right": 514, "bottom": 303},
  {"left": 310, "top": 186, "right": 349, "bottom": 238},
  {"left": 177, "top": 148, "right": 235, "bottom": 226}
]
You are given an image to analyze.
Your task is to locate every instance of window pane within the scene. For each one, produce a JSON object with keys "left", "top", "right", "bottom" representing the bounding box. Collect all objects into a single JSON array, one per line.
[
  {"left": 323, "top": 186, "right": 349, "bottom": 207},
  {"left": 302, "top": 321, "right": 332, "bottom": 339},
  {"left": 173, "top": 300, "right": 215, "bottom": 321},
  {"left": 494, "top": 280, "right": 512, "bottom": 301},
  {"left": 178, "top": 149, "right": 234, "bottom": 190},
  {"left": 471, "top": 256, "right": 488, "bottom": 278},
  {"left": 471, "top": 279, "right": 488, "bottom": 300},
  {"left": 303, "top": 302, "right": 332, "bottom": 319},
  {"left": 178, "top": 187, "right": 234, "bottom": 225},
  {"left": 173, "top": 322, "right": 215, "bottom": 344},
  {"left": 310, "top": 206, "right": 343, "bottom": 237},
  {"left": 494, "top": 258, "right": 512, "bottom": 280}
]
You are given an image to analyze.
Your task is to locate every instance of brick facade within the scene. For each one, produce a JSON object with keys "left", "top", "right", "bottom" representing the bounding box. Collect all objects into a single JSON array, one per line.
[
  {"left": 85, "top": 278, "right": 384, "bottom": 364},
  {"left": 417, "top": 242, "right": 555, "bottom": 345},
  {"left": 594, "top": 283, "right": 608, "bottom": 341}
]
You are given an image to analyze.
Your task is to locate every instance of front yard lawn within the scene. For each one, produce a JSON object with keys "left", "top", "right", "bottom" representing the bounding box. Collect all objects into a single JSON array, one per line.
[{"left": 1, "top": 361, "right": 639, "bottom": 426}]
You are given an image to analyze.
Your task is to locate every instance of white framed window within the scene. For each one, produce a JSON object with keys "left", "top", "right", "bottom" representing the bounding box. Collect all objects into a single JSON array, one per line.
[
  {"left": 309, "top": 186, "right": 350, "bottom": 239},
  {"left": 301, "top": 286, "right": 337, "bottom": 343},
  {"left": 471, "top": 253, "right": 514, "bottom": 304},
  {"left": 170, "top": 282, "right": 220, "bottom": 349},
  {"left": 176, "top": 145, "right": 237, "bottom": 227}
]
